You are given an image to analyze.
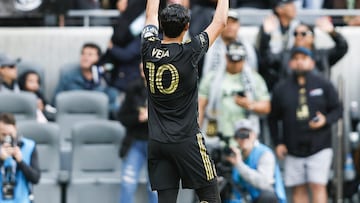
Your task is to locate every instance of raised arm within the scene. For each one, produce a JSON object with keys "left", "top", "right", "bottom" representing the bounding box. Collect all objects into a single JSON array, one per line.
[
  {"left": 204, "top": 0, "right": 229, "bottom": 47},
  {"left": 145, "top": 0, "right": 160, "bottom": 28}
]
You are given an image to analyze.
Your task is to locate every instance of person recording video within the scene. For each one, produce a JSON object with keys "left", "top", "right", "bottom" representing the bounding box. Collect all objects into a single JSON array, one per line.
[
  {"left": 0, "top": 113, "right": 40, "bottom": 202},
  {"left": 226, "top": 119, "right": 286, "bottom": 203}
]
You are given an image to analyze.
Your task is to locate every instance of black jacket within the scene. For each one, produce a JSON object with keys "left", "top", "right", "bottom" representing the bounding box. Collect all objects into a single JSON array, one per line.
[
  {"left": 258, "top": 30, "right": 348, "bottom": 90},
  {"left": 118, "top": 78, "right": 148, "bottom": 141},
  {"left": 269, "top": 71, "right": 342, "bottom": 157}
]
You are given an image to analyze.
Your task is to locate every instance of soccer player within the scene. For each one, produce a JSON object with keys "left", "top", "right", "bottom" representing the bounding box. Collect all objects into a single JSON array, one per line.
[{"left": 141, "top": 0, "right": 229, "bottom": 202}]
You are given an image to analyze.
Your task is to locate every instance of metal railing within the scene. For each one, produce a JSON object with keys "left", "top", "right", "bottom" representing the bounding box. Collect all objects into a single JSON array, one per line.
[{"left": 66, "top": 9, "right": 360, "bottom": 26}]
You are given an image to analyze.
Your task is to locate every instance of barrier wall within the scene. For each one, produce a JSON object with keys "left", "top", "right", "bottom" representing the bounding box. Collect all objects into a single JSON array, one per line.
[{"left": 0, "top": 26, "right": 359, "bottom": 108}]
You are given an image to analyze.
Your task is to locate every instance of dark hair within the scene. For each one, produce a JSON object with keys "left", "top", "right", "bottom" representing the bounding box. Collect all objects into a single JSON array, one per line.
[
  {"left": 82, "top": 43, "right": 102, "bottom": 57},
  {"left": 0, "top": 113, "right": 16, "bottom": 126},
  {"left": 159, "top": 4, "right": 190, "bottom": 38},
  {"left": 18, "top": 70, "right": 41, "bottom": 91},
  {"left": 296, "top": 23, "right": 315, "bottom": 36}
]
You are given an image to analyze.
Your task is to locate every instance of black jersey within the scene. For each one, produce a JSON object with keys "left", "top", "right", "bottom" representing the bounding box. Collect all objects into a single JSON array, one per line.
[{"left": 141, "top": 25, "right": 209, "bottom": 143}]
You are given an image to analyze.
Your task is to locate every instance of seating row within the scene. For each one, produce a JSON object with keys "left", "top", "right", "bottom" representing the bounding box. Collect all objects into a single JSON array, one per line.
[{"left": 17, "top": 120, "right": 124, "bottom": 203}]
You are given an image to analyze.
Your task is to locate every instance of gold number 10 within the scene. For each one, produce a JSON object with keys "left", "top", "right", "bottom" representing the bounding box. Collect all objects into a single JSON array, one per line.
[{"left": 145, "top": 62, "right": 179, "bottom": 94}]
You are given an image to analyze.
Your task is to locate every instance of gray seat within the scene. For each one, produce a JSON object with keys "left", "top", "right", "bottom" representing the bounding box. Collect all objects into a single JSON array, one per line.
[
  {"left": 66, "top": 120, "right": 125, "bottom": 203},
  {"left": 0, "top": 91, "right": 37, "bottom": 121},
  {"left": 17, "top": 121, "right": 61, "bottom": 203},
  {"left": 55, "top": 90, "right": 109, "bottom": 170},
  {"left": 55, "top": 90, "right": 108, "bottom": 148}
]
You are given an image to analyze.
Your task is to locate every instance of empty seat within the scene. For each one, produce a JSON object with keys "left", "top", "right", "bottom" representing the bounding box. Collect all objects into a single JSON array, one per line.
[
  {"left": 0, "top": 91, "right": 37, "bottom": 121},
  {"left": 66, "top": 120, "right": 125, "bottom": 203},
  {"left": 17, "top": 121, "right": 61, "bottom": 203},
  {"left": 55, "top": 90, "right": 109, "bottom": 171},
  {"left": 55, "top": 90, "right": 108, "bottom": 147}
]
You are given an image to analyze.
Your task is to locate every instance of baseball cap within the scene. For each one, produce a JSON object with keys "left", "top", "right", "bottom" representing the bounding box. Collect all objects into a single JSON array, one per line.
[
  {"left": 228, "top": 10, "right": 239, "bottom": 21},
  {"left": 290, "top": 47, "right": 313, "bottom": 59},
  {"left": 0, "top": 55, "right": 21, "bottom": 67},
  {"left": 272, "top": 0, "right": 295, "bottom": 8},
  {"left": 234, "top": 119, "right": 254, "bottom": 139},
  {"left": 226, "top": 41, "right": 247, "bottom": 62}
]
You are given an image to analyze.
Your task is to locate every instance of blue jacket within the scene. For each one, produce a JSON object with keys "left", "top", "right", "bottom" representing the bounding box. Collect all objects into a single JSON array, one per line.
[
  {"left": 230, "top": 143, "right": 286, "bottom": 203},
  {"left": 0, "top": 138, "right": 35, "bottom": 203},
  {"left": 53, "top": 66, "right": 119, "bottom": 112}
]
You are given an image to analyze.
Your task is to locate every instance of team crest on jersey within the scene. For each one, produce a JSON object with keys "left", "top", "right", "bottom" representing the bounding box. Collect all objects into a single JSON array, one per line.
[{"left": 152, "top": 48, "right": 170, "bottom": 59}]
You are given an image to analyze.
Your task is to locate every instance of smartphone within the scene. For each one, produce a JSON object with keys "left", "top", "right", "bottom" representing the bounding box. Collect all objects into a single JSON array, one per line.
[
  {"left": 311, "top": 116, "right": 319, "bottom": 122},
  {"left": 236, "top": 91, "right": 245, "bottom": 97}
]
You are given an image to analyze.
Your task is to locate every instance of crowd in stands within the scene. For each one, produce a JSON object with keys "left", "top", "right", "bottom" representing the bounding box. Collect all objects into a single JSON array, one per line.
[
  {"left": 1, "top": 0, "right": 360, "bottom": 26},
  {"left": 0, "top": 0, "right": 360, "bottom": 202}
]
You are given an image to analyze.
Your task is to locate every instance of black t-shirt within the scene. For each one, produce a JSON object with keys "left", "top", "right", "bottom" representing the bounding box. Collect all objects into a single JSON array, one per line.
[{"left": 141, "top": 25, "right": 209, "bottom": 143}]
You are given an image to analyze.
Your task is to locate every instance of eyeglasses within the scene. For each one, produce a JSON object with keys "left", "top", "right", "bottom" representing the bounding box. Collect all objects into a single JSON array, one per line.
[{"left": 293, "top": 31, "right": 313, "bottom": 37}]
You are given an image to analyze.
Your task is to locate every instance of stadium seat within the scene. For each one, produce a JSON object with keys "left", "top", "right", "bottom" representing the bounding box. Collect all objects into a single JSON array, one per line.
[
  {"left": 0, "top": 91, "right": 37, "bottom": 121},
  {"left": 55, "top": 90, "right": 108, "bottom": 170},
  {"left": 17, "top": 121, "right": 62, "bottom": 203},
  {"left": 66, "top": 120, "right": 125, "bottom": 203}
]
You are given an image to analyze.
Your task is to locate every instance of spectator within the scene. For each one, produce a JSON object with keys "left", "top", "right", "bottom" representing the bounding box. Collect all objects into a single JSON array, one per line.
[
  {"left": 71, "top": 0, "right": 101, "bottom": 9},
  {"left": 226, "top": 119, "right": 286, "bottom": 203},
  {"left": 295, "top": 0, "right": 324, "bottom": 9},
  {"left": 198, "top": 41, "right": 270, "bottom": 143},
  {"left": 117, "top": 64, "right": 157, "bottom": 203},
  {"left": 259, "top": 19, "right": 348, "bottom": 85},
  {"left": 105, "top": 36, "right": 142, "bottom": 96},
  {"left": 18, "top": 70, "right": 50, "bottom": 123},
  {"left": 256, "top": 0, "right": 300, "bottom": 90},
  {"left": 189, "top": 0, "right": 217, "bottom": 37},
  {"left": 53, "top": 43, "right": 119, "bottom": 113},
  {"left": 0, "top": 113, "right": 41, "bottom": 202},
  {"left": 269, "top": 47, "right": 342, "bottom": 203},
  {"left": 202, "top": 9, "right": 259, "bottom": 77},
  {"left": 232, "top": 0, "right": 272, "bottom": 9},
  {"left": 326, "top": 0, "right": 360, "bottom": 26},
  {"left": 0, "top": 55, "right": 21, "bottom": 92}
]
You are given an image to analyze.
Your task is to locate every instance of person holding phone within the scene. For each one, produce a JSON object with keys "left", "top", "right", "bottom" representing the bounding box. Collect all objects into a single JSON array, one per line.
[
  {"left": 269, "top": 47, "right": 342, "bottom": 203},
  {"left": 199, "top": 41, "right": 270, "bottom": 146}
]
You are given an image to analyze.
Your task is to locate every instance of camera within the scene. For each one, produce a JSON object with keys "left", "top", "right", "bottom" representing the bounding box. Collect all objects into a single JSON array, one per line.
[
  {"left": 209, "top": 134, "right": 236, "bottom": 198},
  {"left": 3, "top": 135, "right": 16, "bottom": 147},
  {"left": 236, "top": 91, "right": 245, "bottom": 97},
  {"left": 2, "top": 166, "right": 15, "bottom": 200}
]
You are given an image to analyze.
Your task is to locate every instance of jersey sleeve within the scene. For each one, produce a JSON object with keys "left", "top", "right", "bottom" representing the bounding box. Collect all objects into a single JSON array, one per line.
[
  {"left": 141, "top": 25, "right": 160, "bottom": 58},
  {"left": 189, "top": 32, "right": 210, "bottom": 67}
]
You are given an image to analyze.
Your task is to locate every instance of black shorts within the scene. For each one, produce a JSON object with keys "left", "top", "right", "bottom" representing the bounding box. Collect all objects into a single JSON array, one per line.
[{"left": 148, "top": 133, "right": 217, "bottom": 190}]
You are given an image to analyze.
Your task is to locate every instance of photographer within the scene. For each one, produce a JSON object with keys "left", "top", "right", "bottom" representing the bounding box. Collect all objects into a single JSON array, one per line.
[
  {"left": 226, "top": 119, "right": 286, "bottom": 203},
  {"left": 0, "top": 113, "right": 40, "bottom": 202}
]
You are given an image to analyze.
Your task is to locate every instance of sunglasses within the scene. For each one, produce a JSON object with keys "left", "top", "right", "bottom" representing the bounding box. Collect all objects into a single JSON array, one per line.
[
  {"left": 0, "top": 65, "right": 16, "bottom": 69},
  {"left": 293, "top": 31, "right": 313, "bottom": 37},
  {"left": 234, "top": 130, "right": 250, "bottom": 139}
]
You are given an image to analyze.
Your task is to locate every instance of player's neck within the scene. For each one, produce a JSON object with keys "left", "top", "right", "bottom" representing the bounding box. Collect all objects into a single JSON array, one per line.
[
  {"left": 162, "top": 36, "right": 183, "bottom": 44},
  {"left": 162, "top": 30, "right": 186, "bottom": 44}
]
